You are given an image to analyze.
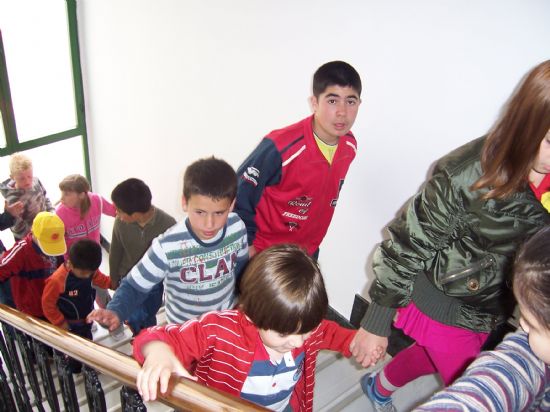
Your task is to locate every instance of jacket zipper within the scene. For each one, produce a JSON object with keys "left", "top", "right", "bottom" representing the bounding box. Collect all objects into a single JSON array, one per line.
[{"left": 439, "top": 255, "right": 495, "bottom": 285}]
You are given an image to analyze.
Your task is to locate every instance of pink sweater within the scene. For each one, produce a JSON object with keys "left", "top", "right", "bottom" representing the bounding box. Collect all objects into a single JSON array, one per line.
[{"left": 55, "top": 192, "right": 116, "bottom": 254}]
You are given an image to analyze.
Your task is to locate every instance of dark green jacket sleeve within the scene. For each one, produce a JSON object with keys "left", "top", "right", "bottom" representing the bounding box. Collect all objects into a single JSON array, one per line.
[{"left": 362, "top": 169, "right": 463, "bottom": 336}]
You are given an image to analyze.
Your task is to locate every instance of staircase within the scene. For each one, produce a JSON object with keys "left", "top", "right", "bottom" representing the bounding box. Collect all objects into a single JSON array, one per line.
[
  {"left": 313, "top": 351, "right": 442, "bottom": 411},
  {"left": 2, "top": 250, "right": 448, "bottom": 412},
  {"left": 91, "top": 321, "right": 443, "bottom": 412},
  {"left": 3, "top": 308, "right": 443, "bottom": 412}
]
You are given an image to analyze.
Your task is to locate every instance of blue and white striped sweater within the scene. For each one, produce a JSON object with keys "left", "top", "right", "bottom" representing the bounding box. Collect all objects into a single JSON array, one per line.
[
  {"left": 415, "top": 331, "right": 550, "bottom": 411},
  {"left": 108, "top": 213, "right": 248, "bottom": 324}
]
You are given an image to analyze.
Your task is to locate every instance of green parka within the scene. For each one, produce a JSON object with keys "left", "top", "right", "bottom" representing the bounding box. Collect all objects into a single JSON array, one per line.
[{"left": 362, "top": 137, "right": 550, "bottom": 337}]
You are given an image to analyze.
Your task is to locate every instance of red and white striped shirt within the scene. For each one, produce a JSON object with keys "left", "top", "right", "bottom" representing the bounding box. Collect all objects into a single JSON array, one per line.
[{"left": 133, "top": 309, "right": 356, "bottom": 411}]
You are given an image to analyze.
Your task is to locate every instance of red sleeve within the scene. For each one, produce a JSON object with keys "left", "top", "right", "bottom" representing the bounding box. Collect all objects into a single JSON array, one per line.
[
  {"left": 41, "top": 266, "right": 68, "bottom": 326},
  {"left": 0, "top": 241, "right": 25, "bottom": 282},
  {"left": 133, "top": 318, "right": 209, "bottom": 370},
  {"left": 92, "top": 269, "right": 112, "bottom": 289},
  {"left": 314, "top": 320, "right": 356, "bottom": 357}
]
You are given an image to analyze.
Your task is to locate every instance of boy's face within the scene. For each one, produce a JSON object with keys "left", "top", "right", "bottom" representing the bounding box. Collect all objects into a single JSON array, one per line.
[
  {"left": 12, "top": 168, "right": 33, "bottom": 190},
  {"left": 518, "top": 301, "right": 550, "bottom": 364},
  {"left": 66, "top": 261, "right": 95, "bottom": 279},
  {"left": 182, "top": 194, "right": 234, "bottom": 241},
  {"left": 259, "top": 329, "right": 313, "bottom": 357},
  {"left": 116, "top": 207, "right": 139, "bottom": 223},
  {"left": 311, "top": 85, "right": 361, "bottom": 145}
]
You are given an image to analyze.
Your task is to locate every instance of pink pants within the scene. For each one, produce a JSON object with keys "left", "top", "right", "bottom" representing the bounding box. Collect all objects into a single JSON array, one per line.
[{"left": 384, "top": 303, "right": 489, "bottom": 387}]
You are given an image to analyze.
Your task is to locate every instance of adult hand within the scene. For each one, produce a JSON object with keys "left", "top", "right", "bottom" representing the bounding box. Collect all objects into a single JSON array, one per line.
[
  {"left": 350, "top": 328, "right": 388, "bottom": 368},
  {"left": 248, "top": 245, "right": 257, "bottom": 258},
  {"left": 87, "top": 309, "right": 121, "bottom": 331},
  {"left": 137, "top": 341, "right": 196, "bottom": 401}
]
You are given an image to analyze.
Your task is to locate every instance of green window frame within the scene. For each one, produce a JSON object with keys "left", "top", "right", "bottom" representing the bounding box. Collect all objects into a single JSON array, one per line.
[{"left": 0, "top": 0, "right": 91, "bottom": 179}]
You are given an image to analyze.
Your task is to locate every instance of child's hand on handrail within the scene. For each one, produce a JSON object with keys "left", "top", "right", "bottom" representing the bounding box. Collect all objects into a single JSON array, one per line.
[{"left": 137, "top": 341, "right": 196, "bottom": 401}]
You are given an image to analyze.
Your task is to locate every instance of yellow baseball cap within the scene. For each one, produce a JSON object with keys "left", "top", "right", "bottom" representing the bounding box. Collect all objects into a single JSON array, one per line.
[{"left": 31, "top": 212, "right": 66, "bottom": 256}]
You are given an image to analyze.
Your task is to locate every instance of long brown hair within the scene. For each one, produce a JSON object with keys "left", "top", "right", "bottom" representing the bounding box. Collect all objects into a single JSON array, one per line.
[
  {"left": 472, "top": 60, "right": 550, "bottom": 199},
  {"left": 59, "top": 174, "right": 91, "bottom": 219}
]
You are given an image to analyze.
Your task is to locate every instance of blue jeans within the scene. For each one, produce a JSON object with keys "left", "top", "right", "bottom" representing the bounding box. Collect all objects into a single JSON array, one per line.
[
  {"left": 0, "top": 280, "right": 15, "bottom": 308},
  {"left": 126, "top": 282, "right": 163, "bottom": 336}
]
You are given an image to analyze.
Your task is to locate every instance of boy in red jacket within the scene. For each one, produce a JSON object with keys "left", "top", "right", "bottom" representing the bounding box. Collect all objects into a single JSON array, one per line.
[
  {"left": 133, "top": 244, "right": 360, "bottom": 411},
  {"left": 235, "top": 61, "right": 362, "bottom": 258},
  {"left": 0, "top": 211, "right": 65, "bottom": 318}
]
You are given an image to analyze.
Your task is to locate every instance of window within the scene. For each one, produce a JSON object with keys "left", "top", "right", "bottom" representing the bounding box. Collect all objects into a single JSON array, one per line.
[{"left": 0, "top": 0, "right": 90, "bottom": 250}]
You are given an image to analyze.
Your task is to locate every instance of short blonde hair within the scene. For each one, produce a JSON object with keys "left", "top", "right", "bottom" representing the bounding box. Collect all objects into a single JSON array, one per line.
[{"left": 9, "top": 153, "right": 33, "bottom": 176}]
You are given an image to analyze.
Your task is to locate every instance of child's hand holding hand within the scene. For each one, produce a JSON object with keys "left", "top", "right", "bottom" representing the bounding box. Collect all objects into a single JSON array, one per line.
[
  {"left": 371, "top": 345, "right": 384, "bottom": 363},
  {"left": 137, "top": 341, "right": 196, "bottom": 401},
  {"left": 5, "top": 201, "right": 23, "bottom": 217},
  {"left": 350, "top": 328, "right": 388, "bottom": 368},
  {"left": 86, "top": 308, "right": 120, "bottom": 331}
]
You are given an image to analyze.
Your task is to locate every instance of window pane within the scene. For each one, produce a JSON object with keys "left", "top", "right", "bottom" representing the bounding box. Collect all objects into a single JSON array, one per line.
[
  {"left": 0, "top": 1, "right": 77, "bottom": 142},
  {"left": 0, "top": 136, "right": 85, "bottom": 250}
]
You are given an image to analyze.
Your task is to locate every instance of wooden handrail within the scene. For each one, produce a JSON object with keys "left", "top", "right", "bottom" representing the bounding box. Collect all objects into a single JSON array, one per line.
[{"left": 0, "top": 304, "right": 266, "bottom": 411}]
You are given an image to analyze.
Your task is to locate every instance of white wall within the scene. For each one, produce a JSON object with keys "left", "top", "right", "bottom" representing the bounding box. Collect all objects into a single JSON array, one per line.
[{"left": 76, "top": 0, "right": 550, "bottom": 318}]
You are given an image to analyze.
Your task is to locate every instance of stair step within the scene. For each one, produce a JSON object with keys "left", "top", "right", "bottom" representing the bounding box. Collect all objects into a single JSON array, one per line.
[
  {"left": 313, "top": 349, "right": 444, "bottom": 411},
  {"left": 313, "top": 350, "right": 374, "bottom": 411}
]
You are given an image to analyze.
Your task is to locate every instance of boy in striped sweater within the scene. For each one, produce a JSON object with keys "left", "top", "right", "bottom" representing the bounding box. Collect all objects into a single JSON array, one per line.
[
  {"left": 416, "top": 226, "right": 550, "bottom": 412},
  {"left": 87, "top": 157, "right": 248, "bottom": 331},
  {"left": 133, "top": 244, "right": 359, "bottom": 412}
]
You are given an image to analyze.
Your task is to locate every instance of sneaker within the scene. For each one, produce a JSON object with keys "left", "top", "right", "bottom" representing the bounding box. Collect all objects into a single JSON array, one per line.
[{"left": 360, "top": 371, "right": 396, "bottom": 412}]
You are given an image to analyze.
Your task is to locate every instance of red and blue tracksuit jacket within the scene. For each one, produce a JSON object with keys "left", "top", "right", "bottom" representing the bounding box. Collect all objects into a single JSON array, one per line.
[{"left": 235, "top": 115, "right": 357, "bottom": 255}]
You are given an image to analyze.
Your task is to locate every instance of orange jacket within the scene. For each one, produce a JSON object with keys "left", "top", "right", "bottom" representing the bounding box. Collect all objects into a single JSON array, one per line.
[{"left": 42, "top": 263, "right": 111, "bottom": 326}]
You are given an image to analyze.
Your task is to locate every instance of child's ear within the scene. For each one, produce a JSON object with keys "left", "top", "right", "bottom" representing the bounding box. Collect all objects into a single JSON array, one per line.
[
  {"left": 309, "top": 95, "right": 318, "bottom": 112},
  {"left": 65, "top": 260, "right": 73, "bottom": 270},
  {"left": 229, "top": 199, "right": 236, "bottom": 212},
  {"left": 181, "top": 195, "right": 188, "bottom": 213}
]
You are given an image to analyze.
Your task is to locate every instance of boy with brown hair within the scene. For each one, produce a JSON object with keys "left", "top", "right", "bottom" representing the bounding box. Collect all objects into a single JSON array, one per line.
[
  {"left": 133, "top": 244, "right": 359, "bottom": 411},
  {"left": 88, "top": 157, "right": 248, "bottom": 330}
]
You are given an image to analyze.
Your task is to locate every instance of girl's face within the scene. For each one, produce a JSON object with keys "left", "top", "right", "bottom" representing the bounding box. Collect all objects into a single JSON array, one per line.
[
  {"left": 518, "top": 302, "right": 550, "bottom": 365},
  {"left": 61, "top": 190, "right": 85, "bottom": 208},
  {"left": 532, "top": 129, "right": 550, "bottom": 175}
]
